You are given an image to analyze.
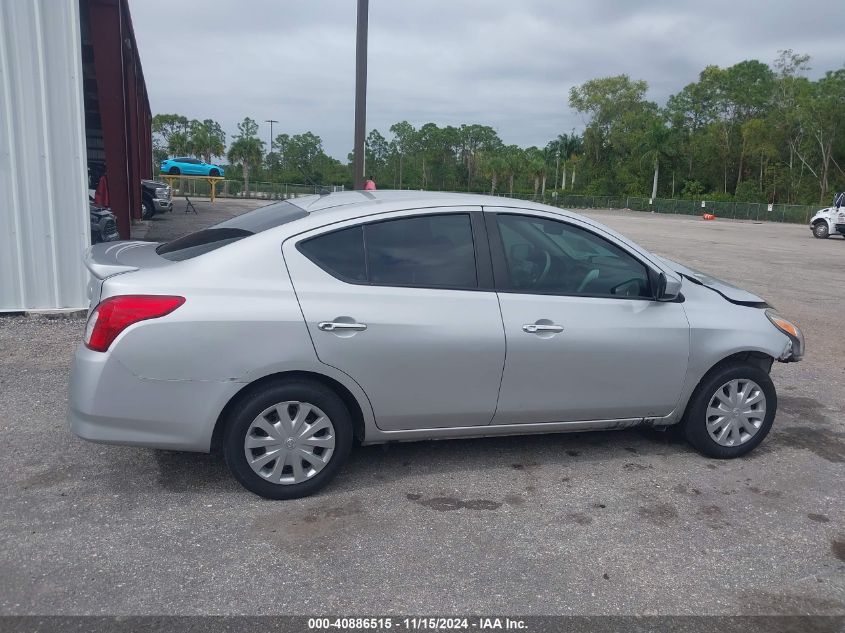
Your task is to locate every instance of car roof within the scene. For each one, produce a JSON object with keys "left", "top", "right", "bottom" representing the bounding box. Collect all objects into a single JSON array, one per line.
[
  {"left": 266, "top": 190, "right": 671, "bottom": 275},
  {"left": 285, "top": 189, "right": 560, "bottom": 219},
  {"left": 166, "top": 189, "right": 677, "bottom": 285}
]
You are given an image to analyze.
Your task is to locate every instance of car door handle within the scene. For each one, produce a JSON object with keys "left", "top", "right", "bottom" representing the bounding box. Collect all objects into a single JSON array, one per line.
[
  {"left": 318, "top": 321, "right": 368, "bottom": 332},
  {"left": 522, "top": 324, "right": 564, "bottom": 334}
]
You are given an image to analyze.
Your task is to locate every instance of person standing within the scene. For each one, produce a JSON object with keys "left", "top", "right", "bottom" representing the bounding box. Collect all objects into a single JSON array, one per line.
[{"left": 364, "top": 176, "right": 377, "bottom": 191}]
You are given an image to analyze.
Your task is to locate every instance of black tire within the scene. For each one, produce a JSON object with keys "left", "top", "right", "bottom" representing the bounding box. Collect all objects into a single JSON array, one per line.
[
  {"left": 682, "top": 362, "right": 777, "bottom": 459},
  {"left": 813, "top": 222, "right": 829, "bottom": 239},
  {"left": 223, "top": 380, "right": 353, "bottom": 499},
  {"left": 209, "top": 168, "right": 220, "bottom": 177},
  {"left": 169, "top": 166, "right": 180, "bottom": 175},
  {"left": 141, "top": 198, "right": 155, "bottom": 220}
]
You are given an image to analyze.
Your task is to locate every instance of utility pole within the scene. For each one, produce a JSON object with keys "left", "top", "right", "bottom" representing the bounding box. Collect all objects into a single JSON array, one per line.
[
  {"left": 352, "top": 0, "right": 369, "bottom": 190},
  {"left": 265, "top": 119, "right": 278, "bottom": 155}
]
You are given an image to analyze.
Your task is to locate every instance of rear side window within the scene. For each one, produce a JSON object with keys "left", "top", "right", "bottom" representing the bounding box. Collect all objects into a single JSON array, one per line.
[
  {"left": 298, "top": 226, "right": 366, "bottom": 281},
  {"left": 157, "top": 200, "right": 307, "bottom": 261},
  {"left": 366, "top": 214, "right": 476, "bottom": 288},
  {"left": 299, "top": 213, "right": 477, "bottom": 289}
]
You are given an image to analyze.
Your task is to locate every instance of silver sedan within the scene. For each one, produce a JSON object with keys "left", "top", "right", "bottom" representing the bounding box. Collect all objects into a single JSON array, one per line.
[{"left": 68, "top": 191, "right": 804, "bottom": 498}]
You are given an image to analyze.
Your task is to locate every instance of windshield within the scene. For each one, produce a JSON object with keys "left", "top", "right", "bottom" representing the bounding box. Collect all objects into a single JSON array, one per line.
[{"left": 156, "top": 200, "right": 307, "bottom": 261}]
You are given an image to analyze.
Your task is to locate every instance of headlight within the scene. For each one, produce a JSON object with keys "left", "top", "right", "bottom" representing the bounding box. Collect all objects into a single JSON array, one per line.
[
  {"left": 155, "top": 187, "right": 167, "bottom": 198},
  {"left": 766, "top": 309, "right": 804, "bottom": 361}
]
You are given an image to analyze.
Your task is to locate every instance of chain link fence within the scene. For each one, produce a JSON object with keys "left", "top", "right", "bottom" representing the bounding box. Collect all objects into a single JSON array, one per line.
[
  {"left": 505, "top": 193, "right": 819, "bottom": 225},
  {"left": 165, "top": 178, "right": 344, "bottom": 200},
  {"left": 165, "top": 179, "right": 821, "bottom": 225}
]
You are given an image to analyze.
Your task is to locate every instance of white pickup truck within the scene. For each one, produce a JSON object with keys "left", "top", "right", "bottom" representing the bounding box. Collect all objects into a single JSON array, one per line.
[{"left": 810, "top": 207, "right": 845, "bottom": 239}]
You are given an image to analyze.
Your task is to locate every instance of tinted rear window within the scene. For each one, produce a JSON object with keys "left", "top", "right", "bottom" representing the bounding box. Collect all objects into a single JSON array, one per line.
[
  {"left": 157, "top": 200, "right": 307, "bottom": 261},
  {"left": 299, "top": 226, "right": 367, "bottom": 281},
  {"left": 366, "top": 214, "right": 476, "bottom": 288}
]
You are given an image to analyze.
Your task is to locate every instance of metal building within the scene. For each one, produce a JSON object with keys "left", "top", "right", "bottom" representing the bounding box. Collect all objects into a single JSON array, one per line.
[
  {"left": 81, "top": 0, "right": 153, "bottom": 241},
  {"left": 0, "top": 0, "right": 151, "bottom": 312},
  {"left": 0, "top": 0, "right": 89, "bottom": 312}
]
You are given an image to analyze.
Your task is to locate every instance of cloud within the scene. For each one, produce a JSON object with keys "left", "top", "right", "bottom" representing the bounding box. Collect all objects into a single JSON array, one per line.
[{"left": 131, "top": 0, "right": 845, "bottom": 159}]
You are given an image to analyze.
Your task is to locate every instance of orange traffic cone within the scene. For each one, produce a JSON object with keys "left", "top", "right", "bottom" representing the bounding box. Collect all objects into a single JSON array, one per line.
[{"left": 702, "top": 213, "right": 716, "bottom": 220}]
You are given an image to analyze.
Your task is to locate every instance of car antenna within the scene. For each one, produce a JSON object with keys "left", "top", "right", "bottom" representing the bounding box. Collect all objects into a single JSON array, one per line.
[{"left": 296, "top": 162, "right": 331, "bottom": 196}]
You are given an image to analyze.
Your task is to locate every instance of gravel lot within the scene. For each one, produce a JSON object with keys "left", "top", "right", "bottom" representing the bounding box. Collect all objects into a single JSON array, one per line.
[{"left": 1, "top": 200, "right": 843, "bottom": 616}]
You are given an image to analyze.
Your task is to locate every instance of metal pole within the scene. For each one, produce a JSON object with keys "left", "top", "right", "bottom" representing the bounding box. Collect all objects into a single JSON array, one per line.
[
  {"left": 265, "top": 119, "right": 278, "bottom": 155},
  {"left": 554, "top": 146, "right": 560, "bottom": 190},
  {"left": 353, "top": 0, "right": 369, "bottom": 190}
]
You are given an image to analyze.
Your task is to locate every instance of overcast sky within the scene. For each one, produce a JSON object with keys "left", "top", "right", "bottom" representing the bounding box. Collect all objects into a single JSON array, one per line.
[{"left": 131, "top": 0, "right": 845, "bottom": 159}]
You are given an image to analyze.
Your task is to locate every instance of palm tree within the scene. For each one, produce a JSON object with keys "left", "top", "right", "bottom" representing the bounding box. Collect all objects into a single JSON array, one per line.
[
  {"left": 167, "top": 131, "right": 193, "bottom": 158},
  {"left": 523, "top": 148, "right": 547, "bottom": 198},
  {"left": 529, "top": 158, "right": 546, "bottom": 198},
  {"left": 502, "top": 145, "right": 523, "bottom": 195},
  {"left": 556, "top": 133, "right": 582, "bottom": 190},
  {"left": 228, "top": 136, "right": 264, "bottom": 195},
  {"left": 480, "top": 153, "right": 506, "bottom": 194},
  {"left": 190, "top": 119, "right": 226, "bottom": 164},
  {"left": 638, "top": 117, "right": 674, "bottom": 202},
  {"left": 227, "top": 118, "right": 265, "bottom": 195},
  {"left": 568, "top": 154, "right": 581, "bottom": 190}
]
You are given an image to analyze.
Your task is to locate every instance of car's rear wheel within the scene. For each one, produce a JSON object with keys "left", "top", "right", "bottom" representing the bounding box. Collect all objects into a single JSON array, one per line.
[
  {"left": 813, "top": 222, "right": 829, "bottom": 239},
  {"left": 682, "top": 362, "right": 776, "bottom": 458},
  {"left": 223, "top": 380, "right": 353, "bottom": 499},
  {"left": 169, "top": 166, "right": 180, "bottom": 175},
  {"left": 209, "top": 168, "right": 220, "bottom": 177}
]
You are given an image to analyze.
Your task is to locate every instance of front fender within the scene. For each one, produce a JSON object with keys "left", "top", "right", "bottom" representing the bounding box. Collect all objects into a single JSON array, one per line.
[{"left": 670, "top": 282, "right": 790, "bottom": 423}]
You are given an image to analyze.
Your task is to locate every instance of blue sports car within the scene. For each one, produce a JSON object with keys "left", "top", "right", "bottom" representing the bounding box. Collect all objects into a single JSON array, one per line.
[{"left": 160, "top": 157, "right": 225, "bottom": 177}]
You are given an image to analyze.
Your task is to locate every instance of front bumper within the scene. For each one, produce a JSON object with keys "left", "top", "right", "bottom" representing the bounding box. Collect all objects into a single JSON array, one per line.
[
  {"left": 776, "top": 328, "right": 804, "bottom": 363},
  {"left": 67, "top": 344, "right": 240, "bottom": 452},
  {"left": 152, "top": 197, "right": 172, "bottom": 212},
  {"left": 94, "top": 219, "right": 119, "bottom": 242}
]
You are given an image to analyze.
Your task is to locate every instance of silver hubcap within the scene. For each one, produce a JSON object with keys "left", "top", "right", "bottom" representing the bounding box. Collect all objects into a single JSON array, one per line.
[
  {"left": 706, "top": 379, "right": 767, "bottom": 447},
  {"left": 244, "top": 401, "right": 335, "bottom": 485}
]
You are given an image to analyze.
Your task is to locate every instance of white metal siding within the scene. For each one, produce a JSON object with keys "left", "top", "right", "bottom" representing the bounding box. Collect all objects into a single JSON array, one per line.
[{"left": 0, "top": 0, "right": 90, "bottom": 311}]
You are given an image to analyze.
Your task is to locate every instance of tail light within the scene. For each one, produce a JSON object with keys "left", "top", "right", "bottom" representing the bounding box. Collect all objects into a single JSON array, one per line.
[{"left": 84, "top": 295, "right": 185, "bottom": 352}]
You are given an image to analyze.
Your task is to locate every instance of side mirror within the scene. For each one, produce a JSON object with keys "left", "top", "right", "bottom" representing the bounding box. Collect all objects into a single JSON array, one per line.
[{"left": 653, "top": 271, "right": 681, "bottom": 301}]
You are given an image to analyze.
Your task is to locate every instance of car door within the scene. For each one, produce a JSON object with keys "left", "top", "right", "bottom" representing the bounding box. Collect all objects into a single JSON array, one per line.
[
  {"left": 486, "top": 208, "right": 690, "bottom": 425},
  {"left": 283, "top": 208, "right": 506, "bottom": 431}
]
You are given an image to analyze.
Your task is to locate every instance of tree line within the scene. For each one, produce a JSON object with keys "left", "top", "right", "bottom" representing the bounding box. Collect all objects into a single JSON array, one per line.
[{"left": 152, "top": 51, "right": 844, "bottom": 204}]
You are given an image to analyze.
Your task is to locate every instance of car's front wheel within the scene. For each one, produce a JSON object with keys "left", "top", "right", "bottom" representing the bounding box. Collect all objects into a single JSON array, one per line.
[
  {"left": 682, "top": 362, "right": 777, "bottom": 458},
  {"left": 223, "top": 380, "right": 353, "bottom": 499},
  {"left": 813, "top": 221, "right": 829, "bottom": 239},
  {"left": 168, "top": 166, "right": 180, "bottom": 175},
  {"left": 141, "top": 198, "right": 154, "bottom": 220}
]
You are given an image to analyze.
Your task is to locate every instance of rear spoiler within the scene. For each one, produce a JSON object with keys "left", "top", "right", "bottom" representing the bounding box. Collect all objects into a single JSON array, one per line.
[{"left": 83, "top": 242, "right": 144, "bottom": 280}]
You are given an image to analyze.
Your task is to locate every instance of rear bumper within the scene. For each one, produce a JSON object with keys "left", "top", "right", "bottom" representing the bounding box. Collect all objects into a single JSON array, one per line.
[{"left": 67, "top": 344, "right": 240, "bottom": 452}]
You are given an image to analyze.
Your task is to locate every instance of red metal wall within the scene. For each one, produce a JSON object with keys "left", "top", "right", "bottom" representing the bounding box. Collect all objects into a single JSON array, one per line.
[{"left": 86, "top": 0, "right": 151, "bottom": 239}]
